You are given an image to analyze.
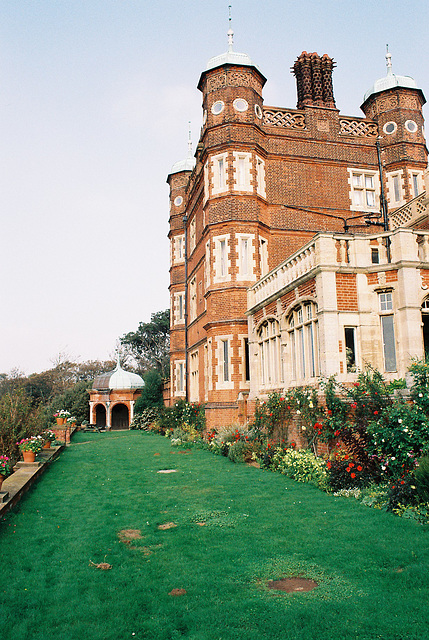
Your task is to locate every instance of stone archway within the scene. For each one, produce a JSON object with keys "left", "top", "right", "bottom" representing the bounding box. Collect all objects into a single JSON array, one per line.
[
  {"left": 95, "top": 404, "right": 107, "bottom": 427},
  {"left": 111, "top": 403, "right": 129, "bottom": 430}
]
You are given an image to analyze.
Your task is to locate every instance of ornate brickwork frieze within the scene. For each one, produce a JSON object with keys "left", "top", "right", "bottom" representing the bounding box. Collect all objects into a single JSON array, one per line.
[
  {"left": 339, "top": 118, "right": 378, "bottom": 137},
  {"left": 263, "top": 109, "right": 306, "bottom": 130}
]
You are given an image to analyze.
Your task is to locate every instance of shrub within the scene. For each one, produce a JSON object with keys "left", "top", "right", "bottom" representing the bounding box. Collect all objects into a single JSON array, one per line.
[
  {"left": 273, "top": 449, "right": 328, "bottom": 489},
  {"left": 414, "top": 455, "right": 429, "bottom": 503},
  {"left": 326, "top": 458, "right": 374, "bottom": 492},
  {"left": 387, "top": 477, "right": 420, "bottom": 512},
  {"left": 0, "top": 388, "right": 42, "bottom": 462},
  {"left": 130, "top": 408, "right": 159, "bottom": 430},
  {"left": 134, "top": 371, "right": 164, "bottom": 414},
  {"left": 228, "top": 440, "right": 254, "bottom": 463}
]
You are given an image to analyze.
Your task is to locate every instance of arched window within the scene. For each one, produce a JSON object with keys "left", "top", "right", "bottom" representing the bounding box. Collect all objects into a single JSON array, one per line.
[
  {"left": 287, "top": 302, "right": 319, "bottom": 380},
  {"left": 257, "top": 318, "right": 282, "bottom": 386}
]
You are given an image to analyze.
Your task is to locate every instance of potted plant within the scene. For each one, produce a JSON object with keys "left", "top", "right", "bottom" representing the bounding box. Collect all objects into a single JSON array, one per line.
[
  {"left": 0, "top": 455, "right": 10, "bottom": 491},
  {"left": 17, "top": 436, "right": 44, "bottom": 462},
  {"left": 67, "top": 416, "right": 77, "bottom": 427},
  {"left": 42, "top": 430, "right": 56, "bottom": 449},
  {"left": 54, "top": 409, "right": 70, "bottom": 425}
]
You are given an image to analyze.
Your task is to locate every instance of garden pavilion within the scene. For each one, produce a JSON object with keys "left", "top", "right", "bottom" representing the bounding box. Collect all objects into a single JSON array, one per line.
[{"left": 88, "top": 358, "right": 144, "bottom": 429}]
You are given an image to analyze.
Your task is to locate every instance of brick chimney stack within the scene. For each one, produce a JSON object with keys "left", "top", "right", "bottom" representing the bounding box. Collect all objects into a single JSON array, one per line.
[{"left": 292, "top": 52, "right": 336, "bottom": 109}]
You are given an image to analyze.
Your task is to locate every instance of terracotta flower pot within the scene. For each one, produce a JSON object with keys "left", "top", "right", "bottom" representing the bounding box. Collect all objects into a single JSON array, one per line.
[
  {"left": 43, "top": 441, "right": 51, "bottom": 449},
  {"left": 22, "top": 451, "right": 36, "bottom": 463},
  {"left": 56, "top": 417, "right": 66, "bottom": 426}
]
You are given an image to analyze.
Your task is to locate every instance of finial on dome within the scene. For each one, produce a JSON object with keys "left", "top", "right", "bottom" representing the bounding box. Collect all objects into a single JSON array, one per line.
[
  {"left": 386, "top": 44, "right": 393, "bottom": 76},
  {"left": 115, "top": 352, "right": 121, "bottom": 370},
  {"left": 227, "top": 4, "right": 234, "bottom": 52}
]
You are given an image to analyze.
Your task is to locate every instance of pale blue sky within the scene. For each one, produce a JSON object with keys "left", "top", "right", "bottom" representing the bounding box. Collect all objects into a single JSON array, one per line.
[{"left": 1, "top": 0, "right": 428, "bottom": 374}]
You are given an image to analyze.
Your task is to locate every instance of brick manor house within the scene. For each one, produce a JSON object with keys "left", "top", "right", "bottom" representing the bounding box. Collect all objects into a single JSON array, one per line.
[{"left": 166, "top": 34, "right": 429, "bottom": 429}]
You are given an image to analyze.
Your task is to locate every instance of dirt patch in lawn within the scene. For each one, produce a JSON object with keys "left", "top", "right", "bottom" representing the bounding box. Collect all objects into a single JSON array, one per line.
[
  {"left": 158, "top": 522, "right": 177, "bottom": 530},
  {"left": 169, "top": 588, "right": 187, "bottom": 596},
  {"left": 118, "top": 529, "right": 143, "bottom": 542},
  {"left": 267, "top": 577, "right": 318, "bottom": 593}
]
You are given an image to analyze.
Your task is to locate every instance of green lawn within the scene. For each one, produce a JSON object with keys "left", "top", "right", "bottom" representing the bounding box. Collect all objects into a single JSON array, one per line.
[{"left": 1, "top": 430, "right": 428, "bottom": 640}]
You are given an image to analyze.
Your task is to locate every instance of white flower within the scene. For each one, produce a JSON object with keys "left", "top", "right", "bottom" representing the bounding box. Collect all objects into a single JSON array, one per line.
[
  {"left": 403, "top": 428, "right": 409, "bottom": 433},
  {"left": 419, "top": 393, "right": 423, "bottom": 397},
  {"left": 296, "top": 410, "right": 301, "bottom": 415},
  {"left": 381, "top": 465, "right": 386, "bottom": 470},
  {"left": 398, "top": 419, "right": 403, "bottom": 423},
  {"left": 391, "top": 456, "right": 396, "bottom": 461},
  {"left": 301, "top": 426, "right": 306, "bottom": 431}
]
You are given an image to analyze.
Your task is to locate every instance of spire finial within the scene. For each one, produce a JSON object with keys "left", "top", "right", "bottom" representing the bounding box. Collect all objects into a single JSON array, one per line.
[
  {"left": 187, "top": 121, "right": 192, "bottom": 158},
  {"left": 227, "top": 4, "right": 234, "bottom": 52},
  {"left": 385, "top": 44, "right": 393, "bottom": 75}
]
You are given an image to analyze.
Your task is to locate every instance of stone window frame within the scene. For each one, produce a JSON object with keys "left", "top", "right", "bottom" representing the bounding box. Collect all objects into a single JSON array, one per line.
[
  {"left": 232, "top": 151, "right": 253, "bottom": 192},
  {"left": 175, "top": 360, "right": 186, "bottom": 396},
  {"left": 173, "top": 234, "right": 185, "bottom": 264},
  {"left": 259, "top": 236, "right": 269, "bottom": 277},
  {"left": 211, "top": 152, "right": 229, "bottom": 196},
  {"left": 189, "top": 217, "right": 196, "bottom": 253},
  {"left": 215, "top": 335, "right": 234, "bottom": 390},
  {"left": 256, "top": 155, "right": 266, "bottom": 199},
  {"left": 378, "top": 289, "right": 397, "bottom": 372},
  {"left": 386, "top": 169, "right": 405, "bottom": 209},
  {"left": 213, "top": 234, "right": 231, "bottom": 283},
  {"left": 408, "top": 169, "right": 424, "bottom": 199},
  {"left": 236, "top": 233, "right": 256, "bottom": 281},
  {"left": 189, "top": 349, "right": 199, "bottom": 403},
  {"left": 257, "top": 317, "right": 282, "bottom": 388},
  {"left": 189, "top": 276, "right": 197, "bottom": 322},
  {"left": 347, "top": 168, "right": 379, "bottom": 212},
  {"left": 174, "top": 291, "right": 185, "bottom": 325},
  {"left": 286, "top": 301, "right": 319, "bottom": 382}
]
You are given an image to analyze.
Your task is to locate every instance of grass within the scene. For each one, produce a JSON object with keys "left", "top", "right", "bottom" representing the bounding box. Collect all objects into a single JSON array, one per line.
[{"left": 0, "top": 429, "right": 428, "bottom": 640}]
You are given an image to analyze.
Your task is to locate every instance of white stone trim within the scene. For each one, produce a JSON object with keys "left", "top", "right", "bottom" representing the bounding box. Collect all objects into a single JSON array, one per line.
[
  {"left": 232, "top": 151, "right": 252, "bottom": 192},
  {"left": 236, "top": 233, "right": 256, "bottom": 281},
  {"left": 213, "top": 234, "right": 231, "bottom": 283}
]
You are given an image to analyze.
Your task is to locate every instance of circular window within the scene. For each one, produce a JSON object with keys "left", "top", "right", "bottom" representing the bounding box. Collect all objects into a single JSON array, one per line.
[
  {"left": 174, "top": 196, "right": 183, "bottom": 207},
  {"left": 405, "top": 120, "right": 418, "bottom": 133},
  {"left": 211, "top": 101, "right": 225, "bottom": 115},
  {"left": 383, "top": 121, "right": 397, "bottom": 135},
  {"left": 254, "top": 104, "right": 263, "bottom": 119},
  {"left": 233, "top": 98, "right": 248, "bottom": 112}
]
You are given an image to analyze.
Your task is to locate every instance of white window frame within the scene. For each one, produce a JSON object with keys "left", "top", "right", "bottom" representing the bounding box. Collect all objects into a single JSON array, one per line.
[
  {"left": 189, "top": 217, "right": 196, "bottom": 253},
  {"left": 257, "top": 318, "right": 282, "bottom": 387},
  {"left": 386, "top": 170, "right": 405, "bottom": 208},
  {"left": 347, "top": 169, "right": 379, "bottom": 212},
  {"left": 213, "top": 234, "right": 231, "bottom": 283},
  {"left": 287, "top": 302, "right": 319, "bottom": 382},
  {"left": 409, "top": 169, "right": 424, "bottom": 198},
  {"left": 378, "top": 291, "right": 397, "bottom": 372},
  {"left": 259, "top": 236, "right": 269, "bottom": 277},
  {"left": 189, "top": 276, "right": 197, "bottom": 322},
  {"left": 256, "top": 155, "right": 266, "bottom": 198},
  {"left": 174, "top": 291, "right": 185, "bottom": 325},
  {"left": 189, "top": 349, "right": 199, "bottom": 403},
  {"left": 236, "top": 233, "right": 256, "bottom": 281},
  {"left": 232, "top": 151, "right": 252, "bottom": 192},
  {"left": 173, "top": 235, "right": 185, "bottom": 264},
  {"left": 211, "top": 152, "right": 228, "bottom": 196},
  {"left": 216, "top": 336, "right": 234, "bottom": 390},
  {"left": 205, "top": 241, "right": 211, "bottom": 289},
  {"left": 175, "top": 361, "right": 186, "bottom": 396}
]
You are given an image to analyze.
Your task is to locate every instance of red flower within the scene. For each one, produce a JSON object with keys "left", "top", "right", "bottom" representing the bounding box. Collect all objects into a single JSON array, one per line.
[
  {"left": 374, "top": 411, "right": 378, "bottom": 415},
  {"left": 344, "top": 454, "right": 349, "bottom": 460},
  {"left": 334, "top": 430, "right": 340, "bottom": 437},
  {"left": 287, "top": 405, "right": 291, "bottom": 410},
  {"left": 290, "top": 441, "right": 296, "bottom": 448},
  {"left": 353, "top": 382, "right": 360, "bottom": 387},
  {"left": 269, "top": 413, "right": 273, "bottom": 417},
  {"left": 327, "top": 461, "right": 332, "bottom": 469},
  {"left": 351, "top": 473, "right": 356, "bottom": 479},
  {"left": 346, "top": 468, "right": 351, "bottom": 473},
  {"left": 349, "top": 462, "right": 355, "bottom": 468},
  {"left": 357, "top": 465, "right": 363, "bottom": 472},
  {"left": 351, "top": 403, "right": 357, "bottom": 409},
  {"left": 400, "top": 481, "right": 405, "bottom": 485}
]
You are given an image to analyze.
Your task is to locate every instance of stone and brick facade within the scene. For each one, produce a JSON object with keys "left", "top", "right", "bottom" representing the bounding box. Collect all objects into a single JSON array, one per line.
[{"left": 167, "top": 37, "right": 428, "bottom": 428}]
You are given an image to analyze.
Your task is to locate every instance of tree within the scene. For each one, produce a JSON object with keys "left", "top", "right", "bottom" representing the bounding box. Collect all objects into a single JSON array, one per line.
[
  {"left": 134, "top": 370, "right": 164, "bottom": 414},
  {"left": 120, "top": 309, "right": 170, "bottom": 376}
]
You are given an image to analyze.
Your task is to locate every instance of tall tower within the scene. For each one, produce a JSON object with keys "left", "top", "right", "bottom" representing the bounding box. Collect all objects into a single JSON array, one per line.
[{"left": 361, "top": 50, "right": 427, "bottom": 209}]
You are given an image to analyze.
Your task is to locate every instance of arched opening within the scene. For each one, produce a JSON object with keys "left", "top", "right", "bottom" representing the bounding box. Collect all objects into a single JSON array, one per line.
[
  {"left": 111, "top": 403, "right": 129, "bottom": 430},
  {"left": 95, "top": 404, "right": 107, "bottom": 427},
  {"left": 422, "top": 298, "right": 429, "bottom": 360}
]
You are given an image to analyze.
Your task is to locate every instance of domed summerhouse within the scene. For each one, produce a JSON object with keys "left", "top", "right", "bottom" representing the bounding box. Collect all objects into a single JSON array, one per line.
[{"left": 88, "top": 360, "right": 145, "bottom": 430}]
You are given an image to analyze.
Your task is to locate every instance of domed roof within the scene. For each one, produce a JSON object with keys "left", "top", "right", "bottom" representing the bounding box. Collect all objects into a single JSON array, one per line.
[
  {"left": 363, "top": 51, "right": 420, "bottom": 103},
  {"left": 93, "top": 359, "right": 144, "bottom": 391},
  {"left": 205, "top": 28, "right": 261, "bottom": 73},
  {"left": 169, "top": 156, "right": 196, "bottom": 176}
]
